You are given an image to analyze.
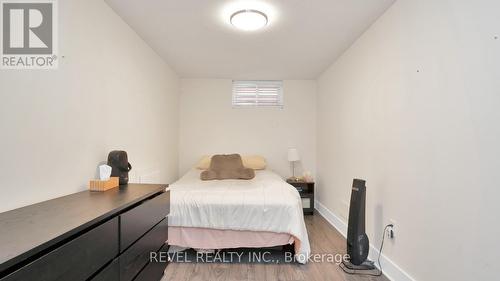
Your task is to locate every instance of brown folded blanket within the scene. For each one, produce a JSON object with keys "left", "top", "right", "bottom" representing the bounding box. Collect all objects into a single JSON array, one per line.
[{"left": 200, "top": 154, "right": 255, "bottom": 180}]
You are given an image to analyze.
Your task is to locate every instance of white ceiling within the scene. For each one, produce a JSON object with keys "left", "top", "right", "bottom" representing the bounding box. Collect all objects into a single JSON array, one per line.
[{"left": 106, "top": 0, "right": 395, "bottom": 79}]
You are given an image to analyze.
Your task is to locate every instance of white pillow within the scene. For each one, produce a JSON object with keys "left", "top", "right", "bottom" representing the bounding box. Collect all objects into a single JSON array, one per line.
[
  {"left": 195, "top": 155, "right": 211, "bottom": 170},
  {"left": 242, "top": 155, "right": 267, "bottom": 170}
]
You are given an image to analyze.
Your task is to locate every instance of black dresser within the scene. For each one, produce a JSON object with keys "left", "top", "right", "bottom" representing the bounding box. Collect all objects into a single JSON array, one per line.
[{"left": 0, "top": 184, "right": 170, "bottom": 281}]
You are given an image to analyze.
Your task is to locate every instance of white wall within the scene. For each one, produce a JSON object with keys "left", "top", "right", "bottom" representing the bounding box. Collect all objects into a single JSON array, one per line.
[
  {"left": 0, "top": 0, "right": 180, "bottom": 212},
  {"left": 179, "top": 79, "right": 316, "bottom": 179},
  {"left": 316, "top": 0, "right": 500, "bottom": 280}
]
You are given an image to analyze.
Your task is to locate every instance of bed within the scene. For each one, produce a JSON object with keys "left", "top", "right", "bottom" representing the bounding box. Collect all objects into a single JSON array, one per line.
[{"left": 167, "top": 168, "right": 311, "bottom": 263}]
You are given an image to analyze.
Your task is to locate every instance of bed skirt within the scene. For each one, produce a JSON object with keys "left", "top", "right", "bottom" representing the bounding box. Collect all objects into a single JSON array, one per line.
[{"left": 168, "top": 226, "right": 298, "bottom": 253}]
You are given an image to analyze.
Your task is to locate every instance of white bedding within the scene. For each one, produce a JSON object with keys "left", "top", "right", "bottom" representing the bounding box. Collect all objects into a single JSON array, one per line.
[{"left": 168, "top": 169, "right": 311, "bottom": 263}]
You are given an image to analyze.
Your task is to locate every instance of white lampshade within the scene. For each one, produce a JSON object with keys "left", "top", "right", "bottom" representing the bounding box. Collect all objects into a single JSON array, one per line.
[{"left": 287, "top": 148, "right": 300, "bottom": 162}]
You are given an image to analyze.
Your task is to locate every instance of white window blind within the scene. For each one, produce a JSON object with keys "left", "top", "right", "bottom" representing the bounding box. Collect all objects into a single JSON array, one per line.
[{"left": 232, "top": 80, "right": 283, "bottom": 108}]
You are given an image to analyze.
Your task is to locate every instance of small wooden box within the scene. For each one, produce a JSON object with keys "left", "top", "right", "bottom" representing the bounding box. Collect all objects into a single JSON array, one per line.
[{"left": 89, "top": 177, "right": 119, "bottom": 192}]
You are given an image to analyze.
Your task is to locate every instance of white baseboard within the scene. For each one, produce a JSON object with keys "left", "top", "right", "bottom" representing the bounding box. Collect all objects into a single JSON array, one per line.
[{"left": 315, "top": 200, "right": 416, "bottom": 281}]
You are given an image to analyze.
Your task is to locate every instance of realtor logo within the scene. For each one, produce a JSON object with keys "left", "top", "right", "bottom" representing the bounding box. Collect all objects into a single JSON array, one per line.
[{"left": 1, "top": 0, "right": 57, "bottom": 69}]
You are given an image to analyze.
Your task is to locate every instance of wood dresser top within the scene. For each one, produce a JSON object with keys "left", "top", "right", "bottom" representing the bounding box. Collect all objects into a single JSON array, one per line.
[{"left": 0, "top": 184, "right": 168, "bottom": 274}]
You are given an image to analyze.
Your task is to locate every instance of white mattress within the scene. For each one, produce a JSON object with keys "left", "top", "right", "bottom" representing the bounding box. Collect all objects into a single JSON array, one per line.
[{"left": 168, "top": 169, "right": 311, "bottom": 263}]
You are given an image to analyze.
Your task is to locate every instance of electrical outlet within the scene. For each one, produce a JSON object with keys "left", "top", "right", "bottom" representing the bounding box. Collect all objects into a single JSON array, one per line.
[
  {"left": 387, "top": 219, "right": 396, "bottom": 239},
  {"left": 386, "top": 226, "right": 395, "bottom": 239}
]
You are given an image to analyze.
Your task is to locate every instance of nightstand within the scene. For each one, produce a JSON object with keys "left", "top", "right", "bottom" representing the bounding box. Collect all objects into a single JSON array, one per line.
[{"left": 287, "top": 180, "right": 314, "bottom": 215}]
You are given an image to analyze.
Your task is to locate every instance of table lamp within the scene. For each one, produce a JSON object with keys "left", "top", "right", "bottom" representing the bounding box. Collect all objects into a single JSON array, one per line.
[{"left": 288, "top": 148, "right": 300, "bottom": 181}]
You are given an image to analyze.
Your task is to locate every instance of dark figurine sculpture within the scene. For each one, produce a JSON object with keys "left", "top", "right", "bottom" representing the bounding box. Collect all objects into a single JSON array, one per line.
[{"left": 107, "top": 151, "right": 132, "bottom": 185}]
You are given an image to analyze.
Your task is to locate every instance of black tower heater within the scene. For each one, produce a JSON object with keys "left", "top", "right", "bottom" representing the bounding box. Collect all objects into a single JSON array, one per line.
[{"left": 345, "top": 179, "right": 375, "bottom": 270}]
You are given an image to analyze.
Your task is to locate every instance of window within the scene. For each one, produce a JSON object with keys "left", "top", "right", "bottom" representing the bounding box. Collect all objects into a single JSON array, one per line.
[{"left": 232, "top": 80, "right": 283, "bottom": 108}]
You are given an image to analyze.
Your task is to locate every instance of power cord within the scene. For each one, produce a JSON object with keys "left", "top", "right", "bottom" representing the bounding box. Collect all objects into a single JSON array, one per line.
[{"left": 339, "top": 224, "right": 393, "bottom": 277}]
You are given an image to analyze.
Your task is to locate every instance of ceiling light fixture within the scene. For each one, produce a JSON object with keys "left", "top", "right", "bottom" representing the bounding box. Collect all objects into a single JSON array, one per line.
[{"left": 230, "top": 9, "right": 268, "bottom": 31}]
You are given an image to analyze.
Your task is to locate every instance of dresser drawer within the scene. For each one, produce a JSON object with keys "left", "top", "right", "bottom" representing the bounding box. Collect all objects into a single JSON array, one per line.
[
  {"left": 91, "top": 258, "right": 119, "bottom": 281},
  {"left": 300, "top": 193, "right": 314, "bottom": 215},
  {"left": 119, "top": 218, "right": 168, "bottom": 281},
  {"left": 120, "top": 191, "right": 170, "bottom": 251},
  {"left": 134, "top": 244, "right": 169, "bottom": 281},
  {"left": 3, "top": 218, "right": 118, "bottom": 281},
  {"left": 291, "top": 182, "right": 308, "bottom": 191}
]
